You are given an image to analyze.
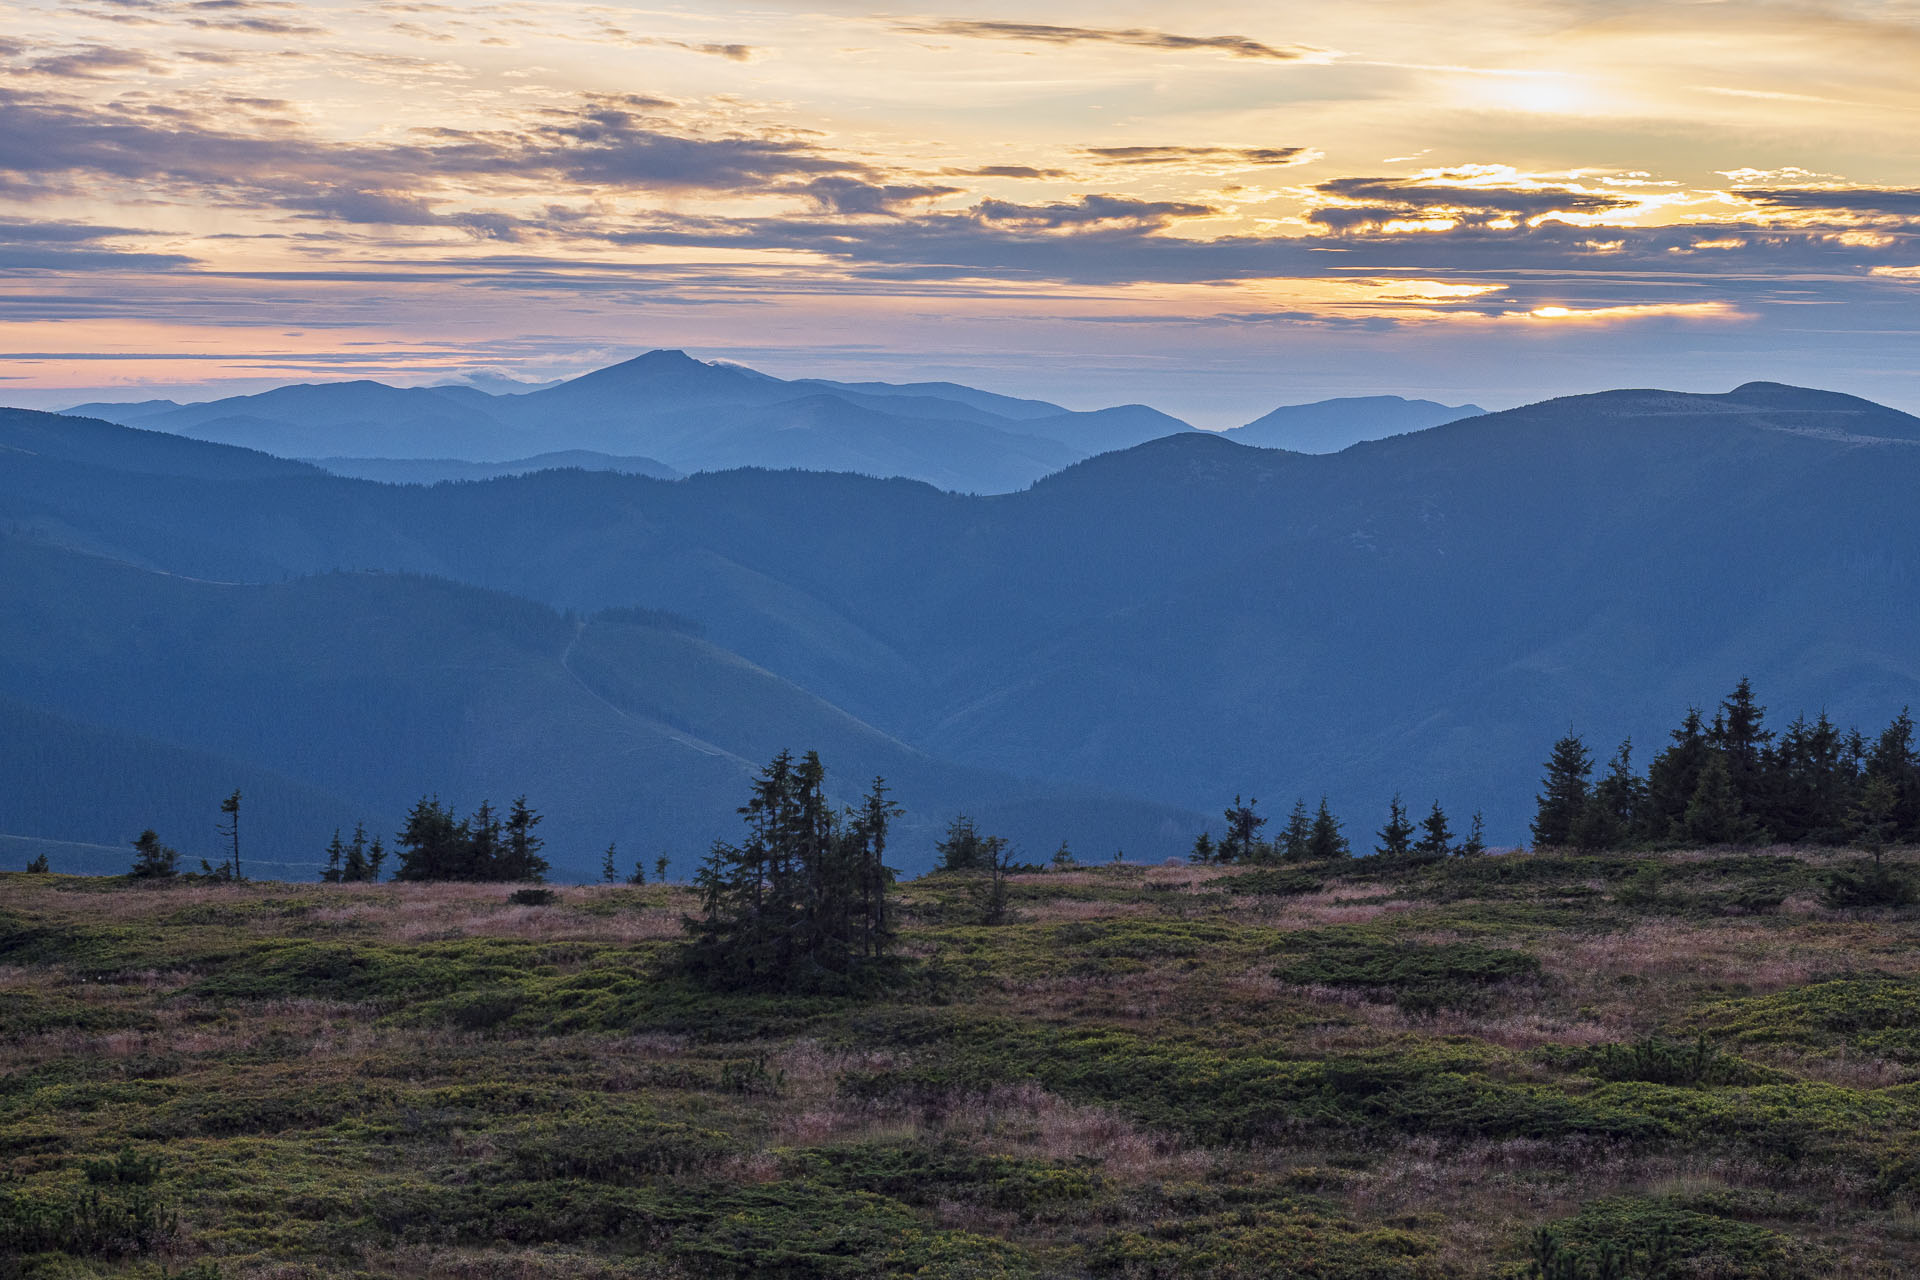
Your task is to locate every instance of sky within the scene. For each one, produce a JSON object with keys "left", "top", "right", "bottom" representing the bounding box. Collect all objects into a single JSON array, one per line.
[{"left": 2, "top": 0, "right": 1919, "bottom": 423}]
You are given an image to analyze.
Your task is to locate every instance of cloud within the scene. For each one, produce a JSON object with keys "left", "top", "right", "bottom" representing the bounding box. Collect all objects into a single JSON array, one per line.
[
  {"left": 792, "top": 177, "right": 961, "bottom": 215},
  {"left": 1309, "top": 175, "right": 1641, "bottom": 231},
  {"left": 942, "top": 165, "right": 1072, "bottom": 180},
  {"left": 629, "top": 38, "right": 758, "bottom": 62},
  {"left": 1739, "top": 186, "right": 1920, "bottom": 221},
  {"left": 0, "top": 218, "right": 195, "bottom": 270},
  {"left": 1083, "top": 146, "right": 1310, "bottom": 167},
  {"left": 23, "top": 46, "right": 160, "bottom": 78},
  {"left": 0, "top": 85, "right": 870, "bottom": 208},
  {"left": 971, "top": 194, "right": 1217, "bottom": 230},
  {"left": 893, "top": 20, "right": 1317, "bottom": 61}
]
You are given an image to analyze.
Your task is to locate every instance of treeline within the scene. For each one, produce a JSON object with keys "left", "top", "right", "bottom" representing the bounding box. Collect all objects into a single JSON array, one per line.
[
  {"left": 1190, "top": 795, "right": 1487, "bottom": 864},
  {"left": 386, "top": 796, "right": 551, "bottom": 882},
  {"left": 1533, "top": 679, "right": 1920, "bottom": 851}
]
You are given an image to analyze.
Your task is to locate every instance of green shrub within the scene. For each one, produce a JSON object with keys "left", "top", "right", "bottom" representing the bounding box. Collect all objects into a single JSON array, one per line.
[
  {"left": 1222, "top": 868, "right": 1326, "bottom": 897},
  {"left": 1271, "top": 927, "right": 1540, "bottom": 1010},
  {"left": 507, "top": 1113, "right": 734, "bottom": 1181},
  {"left": 1704, "top": 976, "right": 1920, "bottom": 1060},
  {"left": 508, "top": 887, "right": 557, "bottom": 906},
  {"left": 1525, "top": 1194, "right": 1825, "bottom": 1279},
  {"left": 1557, "top": 1036, "right": 1784, "bottom": 1088},
  {"left": 1821, "top": 859, "right": 1917, "bottom": 910}
]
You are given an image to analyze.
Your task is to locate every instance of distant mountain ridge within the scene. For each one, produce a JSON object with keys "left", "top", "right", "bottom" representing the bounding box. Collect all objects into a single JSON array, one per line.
[
  {"left": 1225, "top": 395, "right": 1485, "bottom": 453},
  {"left": 308, "top": 451, "right": 680, "bottom": 485},
  {"left": 61, "top": 351, "right": 1505, "bottom": 493},
  {"left": 7, "top": 379, "right": 1920, "bottom": 876},
  {"left": 62, "top": 350, "right": 1201, "bottom": 493}
]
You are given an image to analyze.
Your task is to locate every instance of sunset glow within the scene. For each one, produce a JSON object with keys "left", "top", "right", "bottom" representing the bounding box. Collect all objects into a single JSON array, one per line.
[{"left": 2, "top": 0, "right": 1918, "bottom": 418}]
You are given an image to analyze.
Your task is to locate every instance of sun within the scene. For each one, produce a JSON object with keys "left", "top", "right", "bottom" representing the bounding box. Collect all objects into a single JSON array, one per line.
[{"left": 1470, "top": 70, "right": 1599, "bottom": 116}]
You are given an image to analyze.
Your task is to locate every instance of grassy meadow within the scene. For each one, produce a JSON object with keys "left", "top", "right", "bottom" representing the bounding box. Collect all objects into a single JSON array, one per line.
[{"left": 3, "top": 849, "right": 1919, "bottom": 1278}]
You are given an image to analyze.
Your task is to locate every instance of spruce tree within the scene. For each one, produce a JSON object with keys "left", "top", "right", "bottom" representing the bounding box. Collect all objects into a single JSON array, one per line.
[
  {"left": 1280, "top": 798, "right": 1312, "bottom": 861},
  {"left": 1219, "top": 796, "right": 1267, "bottom": 863},
  {"left": 1643, "top": 710, "right": 1709, "bottom": 842},
  {"left": 601, "top": 843, "right": 619, "bottom": 884},
  {"left": 1190, "top": 832, "right": 1216, "bottom": 864},
  {"left": 1865, "top": 708, "right": 1920, "bottom": 841},
  {"left": 24, "top": 854, "right": 49, "bottom": 874},
  {"left": 653, "top": 855, "right": 669, "bottom": 883},
  {"left": 500, "top": 796, "right": 548, "bottom": 882},
  {"left": 1710, "top": 678, "right": 1772, "bottom": 818},
  {"left": 1413, "top": 801, "right": 1453, "bottom": 861},
  {"left": 322, "top": 830, "right": 346, "bottom": 883},
  {"left": 683, "top": 750, "right": 900, "bottom": 991},
  {"left": 1574, "top": 740, "right": 1642, "bottom": 850},
  {"left": 366, "top": 836, "right": 387, "bottom": 882},
  {"left": 935, "top": 815, "right": 1003, "bottom": 872},
  {"left": 1051, "top": 841, "right": 1075, "bottom": 869},
  {"left": 847, "top": 778, "right": 902, "bottom": 956},
  {"left": 1532, "top": 734, "right": 1592, "bottom": 848},
  {"left": 1307, "top": 797, "right": 1350, "bottom": 860},
  {"left": 343, "top": 823, "right": 371, "bottom": 882},
  {"left": 1457, "top": 811, "right": 1488, "bottom": 857},
  {"left": 628, "top": 857, "right": 647, "bottom": 886},
  {"left": 129, "top": 830, "right": 179, "bottom": 880},
  {"left": 394, "top": 796, "right": 463, "bottom": 881},
  {"left": 1683, "top": 753, "right": 1749, "bottom": 847},
  {"left": 1848, "top": 773, "right": 1900, "bottom": 859},
  {"left": 218, "top": 789, "right": 243, "bottom": 881},
  {"left": 466, "top": 801, "right": 502, "bottom": 880},
  {"left": 1376, "top": 794, "right": 1414, "bottom": 860}
]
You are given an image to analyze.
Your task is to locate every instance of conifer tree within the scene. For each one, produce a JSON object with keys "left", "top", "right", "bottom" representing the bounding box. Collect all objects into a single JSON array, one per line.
[
  {"left": 1710, "top": 678, "right": 1773, "bottom": 817},
  {"left": 1307, "top": 797, "right": 1350, "bottom": 860},
  {"left": 935, "top": 815, "right": 1004, "bottom": 872},
  {"left": 601, "top": 843, "right": 619, "bottom": 884},
  {"left": 683, "top": 751, "right": 901, "bottom": 991},
  {"left": 1574, "top": 740, "right": 1643, "bottom": 850},
  {"left": 1376, "top": 794, "right": 1414, "bottom": 859},
  {"left": 129, "top": 830, "right": 179, "bottom": 880},
  {"left": 1532, "top": 735, "right": 1593, "bottom": 848},
  {"left": 1848, "top": 773, "right": 1900, "bottom": 860},
  {"left": 1457, "top": 811, "right": 1488, "bottom": 857},
  {"left": 466, "top": 800, "right": 502, "bottom": 880},
  {"left": 1219, "top": 796, "right": 1267, "bottom": 863},
  {"left": 218, "top": 789, "right": 242, "bottom": 881},
  {"left": 847, "top": 778, "right": 902, "bottom": 955},
  {"left": 366, "top": 836, "right": 387, "bottom": 882},
  {"left": 1280, "top": 798, "right": 1312, "bottom": 861},
  {"left": 343, "top": 823, "right": 372, "bottom": 882},
  {"left": 653, "top": 855, "right": 669, "bottom": 883},
  {"left": 1683, "top": 753, "right": 1749, "bottom": 847},
  {"left": 1865, "top": 708, "right": 1920, "bottom": 841},
  {"left": 1643, "top": 710, "right": 1709, "bottom": 842},
  {"left": 394, "top": 796, "right": 463, "bottom": 881},
  {"left": 1190, "top": 832, "right": 1215, "bottom": 864},
  {"left": 24, "top": 853, "right": 49, "bottom": 874},
  {"left": 1051, "top": 841, "right": 1074, "bottom": 870},
  {"left": 500, "top": 796, "right": 548, "bottom": 882},
  {"left": 628, "top": 857, "right": 647, "bottom": 886},
  {"left": 322, "top": 830, "right": 346, "bottom": 883},
  {"left": 1413, "top": 801, "right": 1453, "bottom": 861}
]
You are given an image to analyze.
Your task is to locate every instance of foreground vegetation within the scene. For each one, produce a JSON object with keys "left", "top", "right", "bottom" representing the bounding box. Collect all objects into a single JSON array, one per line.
[{"left": 4, "top": 845, "right": 1919, "bottom": 1278}]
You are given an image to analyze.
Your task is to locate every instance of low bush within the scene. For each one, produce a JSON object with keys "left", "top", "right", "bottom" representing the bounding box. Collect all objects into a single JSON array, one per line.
[
  {"left": 1553, "top": 1036, "right": 1784, "bottom": 1088},
  {"left": 1271, "top": 927, "right": 1540, "bottom": 1010},
  {"left": 1821, "top": 859, "right": 1917, "bottom": 910}
]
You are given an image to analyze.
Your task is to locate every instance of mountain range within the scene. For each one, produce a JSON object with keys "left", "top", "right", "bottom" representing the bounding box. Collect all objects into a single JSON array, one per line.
[
  {"left": 7, "top": 376, "right": 1920, "bottom": 878},
  {"left": 66, "top": 350, "right": 1472, "bottom": 493}
]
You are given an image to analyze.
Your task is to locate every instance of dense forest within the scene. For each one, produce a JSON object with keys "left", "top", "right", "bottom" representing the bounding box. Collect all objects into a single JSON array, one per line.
[{"left": 1530, "top": 680, "right": 1919, "bottom": 853}]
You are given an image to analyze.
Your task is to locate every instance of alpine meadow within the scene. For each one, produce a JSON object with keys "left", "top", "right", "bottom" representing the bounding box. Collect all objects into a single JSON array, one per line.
[{"left": 4, "top": 2, "right": 1920, "bottom": 1278}]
